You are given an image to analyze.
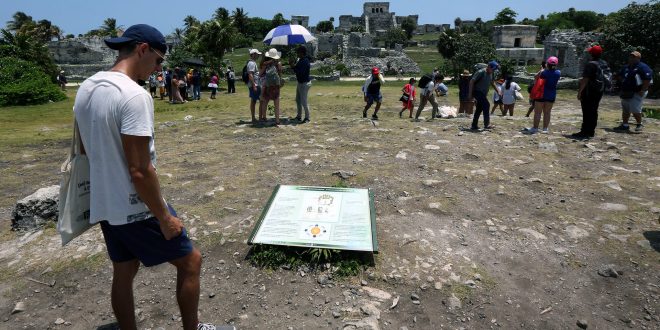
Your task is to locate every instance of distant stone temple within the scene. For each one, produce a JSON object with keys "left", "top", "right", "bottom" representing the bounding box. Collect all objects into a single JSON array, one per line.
[
  {"left": 337, "top": 2, "right": 418, "bottom": 35},
  {"left": 543, "top": 29, "right": 602, "bottom": 78},
  {"left": 291, "top": 15, "right": 309, "bottom": 28},
  {"left": 492, "top": 25, "right": 544, "bottom": 66}
]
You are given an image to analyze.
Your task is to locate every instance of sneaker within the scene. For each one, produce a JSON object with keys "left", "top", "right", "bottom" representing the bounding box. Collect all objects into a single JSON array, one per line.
[
  {"left": 613, "top": 124, "right": 630, "bottom": 132},
  {"left": 301, "top": 118, "right": 310, "bottom": 123},
  {"left": 197, "top": 323, "right": 216, "bottom": 330},
  {"left": 362, "top": 111, "right": 367, "bottom": 118},
  {"left": 634, "top": 124, "right": 643, "bottom": 132},
  {"left": 470, "top": 126, "right": 480, "bottom": 131},
  {"left": 541, "top": 129, "right": 549, "bottom": 134},
  {"left": 371, "top": 114, "right": 379, "bottom": 120},
  {"left": 523, "top": 127, "right": 538, "bottom": 134}
]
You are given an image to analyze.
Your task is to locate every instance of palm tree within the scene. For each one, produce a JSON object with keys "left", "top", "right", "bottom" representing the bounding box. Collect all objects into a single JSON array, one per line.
[
  {"left": 99, "top": 18, "right": 122, "bottom": 37},
  {"left": 454, "top": 17, "right": 462, "bottom": 31},
  {"left": 214, "top": 8, "right": 230, "bottom": 22},
  {"left": 183, "top": 15, "right": 200, "bottom": 33},
  {"left": 232, "top": 7, "right": 249, "bottom": 34},
  {"left": 6, "top": 12, "right": 33, "bottom": 32}
]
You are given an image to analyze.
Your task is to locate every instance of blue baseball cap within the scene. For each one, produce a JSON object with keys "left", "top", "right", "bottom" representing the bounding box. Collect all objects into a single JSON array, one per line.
[
  {"left": 488, "top": 61, "right": 499, "bottom": 69},
  {"left": 104, "top": 24, "right": 167, "bottom": 54}
]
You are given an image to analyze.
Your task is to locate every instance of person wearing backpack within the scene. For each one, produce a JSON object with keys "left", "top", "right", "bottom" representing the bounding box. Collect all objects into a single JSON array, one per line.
[
  {"left": 362, "top": 67, "right": 385, "bottom": 120},
  {"left": 246, "top": 49, "right": 262, "bottom": 123},
  {"left": 572, "top": 45, "right": 608, "bottom": 139},
  {"left": 613, "top": 51, "right": 653, "bottom": 133}
]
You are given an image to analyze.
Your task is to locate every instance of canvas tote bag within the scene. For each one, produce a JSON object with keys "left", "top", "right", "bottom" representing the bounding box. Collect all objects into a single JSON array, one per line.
[{"left": 57, "top": 119, "right": 93, "bottom": 246}]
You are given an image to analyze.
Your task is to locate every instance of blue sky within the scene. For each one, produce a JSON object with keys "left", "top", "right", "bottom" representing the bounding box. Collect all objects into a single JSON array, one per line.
[{"left": 2, "top": 0, "right": 638, "bottom": 36}]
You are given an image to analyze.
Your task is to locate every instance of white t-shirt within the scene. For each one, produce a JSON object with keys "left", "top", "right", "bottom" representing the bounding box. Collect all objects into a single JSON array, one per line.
[
  {"left": 246, "top": 60, "right": 259, "bottom": 87},
  {"left": 423, "top": 81, "right": 435, "bottom": 96},
  {"left": 501, "top": 82, "right": 521, "bottom": 105},
  {"left": 74, "top": 71, "right": 158, "bottom": 226}
]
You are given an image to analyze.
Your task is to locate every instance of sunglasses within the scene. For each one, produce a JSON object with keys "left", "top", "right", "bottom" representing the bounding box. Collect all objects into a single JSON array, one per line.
[{"left": 148, "top": 46, "right": 166, "bottom": 65}]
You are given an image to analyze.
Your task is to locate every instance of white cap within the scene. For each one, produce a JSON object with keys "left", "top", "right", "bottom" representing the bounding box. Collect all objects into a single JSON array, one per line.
[{"left": 249, "top": 49, "right": 262, "bottom": 55}]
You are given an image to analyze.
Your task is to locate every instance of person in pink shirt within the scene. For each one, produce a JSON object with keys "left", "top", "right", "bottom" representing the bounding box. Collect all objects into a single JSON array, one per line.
[{"left": 399, "top": 78, "right": 416, "bottom": 118}]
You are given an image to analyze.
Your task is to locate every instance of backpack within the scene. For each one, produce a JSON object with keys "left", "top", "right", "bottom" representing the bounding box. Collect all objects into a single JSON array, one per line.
[
  {"left": 241, "top": 60, "right": 251, "bottom": 84},
  {"left": 264, "top": 64, "right": 281, "bottom": 87},
  {"left": 589, "top": 60, "right": 612, "bottom": 93},
  {"left": 418, "top": 74, "right": 432, "bottom": 88}
]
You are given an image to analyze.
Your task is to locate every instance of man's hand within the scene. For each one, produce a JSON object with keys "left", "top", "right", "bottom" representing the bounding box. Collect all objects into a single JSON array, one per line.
[
  {"left": 364, "top": 95, "right": 368, "bottom": 102},
  {"left": 159, "top": 214, "right": 184, "bottom": 240},
  {"left": 577, "top": 91, "right": 582, "bottom": 101}
]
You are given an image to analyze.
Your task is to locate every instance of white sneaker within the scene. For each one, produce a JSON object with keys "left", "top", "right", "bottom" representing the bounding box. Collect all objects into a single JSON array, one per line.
[
  {"left": 197, "top": 323, "right": 216, "bottom": 330},
  {"left": 541, "top": 129, "right": 549, "bottom": 134}
]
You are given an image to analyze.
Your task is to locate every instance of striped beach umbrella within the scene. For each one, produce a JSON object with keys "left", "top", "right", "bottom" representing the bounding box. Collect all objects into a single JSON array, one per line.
[{"left": 263, "top": 24, "right": 316, "bottom": 46}]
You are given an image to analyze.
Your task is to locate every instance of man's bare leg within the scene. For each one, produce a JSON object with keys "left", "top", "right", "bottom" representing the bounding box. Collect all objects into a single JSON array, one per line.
[
  {"left": 170, "top": 248, "right": 203, "bottom": 330},
  {"left": 111, "top": 259, "right": 140, "bottom": 330}
]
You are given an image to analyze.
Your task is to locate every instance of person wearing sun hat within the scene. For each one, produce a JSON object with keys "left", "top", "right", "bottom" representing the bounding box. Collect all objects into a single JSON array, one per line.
[
  {"left": 362, "top": 67, "right": 385, "bottom": 120},
  {"left": 74, "top": 24, "right": 226, "bottom": 330},
  {"left": 572, "top": 45, "right": 610, "bottom": 139},
  {"left": 458, "top": 69, "right": 473, "bottom": 117},
  {"left": 613, "top": 50, "right": 653, "bottom": 133},
  {"left": 246, "top": 48, "right": 262, "bottom": 123},
  {"left": 259, "top": 48, "right": 284, "bottom": 125}
]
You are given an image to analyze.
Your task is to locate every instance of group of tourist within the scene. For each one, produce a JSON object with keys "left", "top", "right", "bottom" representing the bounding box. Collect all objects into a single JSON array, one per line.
[
  {"left": 245, "top": 45, "right": 312, "bottom": 125},
  {"left": 361, "top": 45, "right": 652, "bottom": 138}
]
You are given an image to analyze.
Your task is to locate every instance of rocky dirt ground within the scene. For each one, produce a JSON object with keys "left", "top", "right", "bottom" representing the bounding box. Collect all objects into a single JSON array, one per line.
[{"left": 0, "top": 85, "right": 659, "bottom": 330}]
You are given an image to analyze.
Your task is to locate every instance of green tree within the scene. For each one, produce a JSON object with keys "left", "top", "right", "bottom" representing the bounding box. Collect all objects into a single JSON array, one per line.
[
  {"left": 382, "top": 28, "right": 407, "bottom": 48},
  {"left": 600, "top": 0, "right": 660, "bottom": 96},
  {"left": 454, "top": 33, "right": 496, "bottom": 74},
  {"left": 0, "top": 56, "right": 65, "bottom": 106},
  {"left": 0, "top": 28, "right": 58, "bottom": 78},
  {"left": 6, "top": 12, "right": 33, "bottom": 32},
  {"left": 99, "top": 18, "right": 122, "bottom": 37},
  {"left": 400, "top": 17, "right": 417, "bottom": 40},
  {"left": 316, "top": 21, "right": 334, "bottom": 33},
  {"left": 271, "top": 13, "right": 288, "bottom": 28},
  {"left": 232, "top": 8, "right": 249, "bottom": 34},
  {"left": 183, "top": 15, "right": 200, "bottom": 32},
  {"left": 214, "top": 8, "right": 230, "bottom": 22},
  {"left": 185, "top": 14, "right": 237, "bottom": 69},
  {"left": 437, "top": 29, "right": 459, "bottom": 59},
  {"left": 493, "top": 7, "right": 517, "bottom": 25}
]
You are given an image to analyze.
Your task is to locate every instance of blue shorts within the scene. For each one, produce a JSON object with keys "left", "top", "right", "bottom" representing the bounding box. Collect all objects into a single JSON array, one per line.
[
  {"left": 100, "top": 205, "right": 193, "bottom": 267},
  {"left": 248, "top": 85, "right": 261, "bottom": 101},
  {"left": 366, "top": 92, "right": 382, "bottom": 105}
]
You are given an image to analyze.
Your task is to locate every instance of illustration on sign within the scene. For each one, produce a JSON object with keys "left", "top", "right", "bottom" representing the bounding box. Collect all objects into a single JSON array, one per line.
[{"left": 248, "top": 185, "right": 378, "bottom": 252}]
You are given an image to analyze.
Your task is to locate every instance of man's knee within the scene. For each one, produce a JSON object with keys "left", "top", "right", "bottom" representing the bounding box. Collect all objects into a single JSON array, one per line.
[
  {"left": 173, "top": 248, "right": 202, "bottom": 275},
  {"left": 113, "top": 259, "right": 140, "bottom": 281}
]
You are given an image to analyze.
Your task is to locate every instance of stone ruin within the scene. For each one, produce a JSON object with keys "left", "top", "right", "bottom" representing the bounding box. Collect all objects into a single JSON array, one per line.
[
  {"left": 291, "top": 15, "right": 309, "bottom": 28},
  {"left": 311, "top": 32, "right": 419, "bottom": 77},
  {"left": 48, "top": 37, "right": 116, "bottom": 80},
  {"left": 492, "top": 25, "right": 544, "bottom": 66},
  {"left": 543, "top": 29, "right": 603, "bottom": 78},
  {"left": 337, "top": 2, "right": 418, "bottom": 35},
  {"left": 48, "top": 36, "right": 180, "bottom": 80}
]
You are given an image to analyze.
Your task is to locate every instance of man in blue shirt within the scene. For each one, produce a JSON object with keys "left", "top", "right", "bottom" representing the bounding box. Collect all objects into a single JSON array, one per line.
[
  {"left": 614, "top": 51, "right": 653, "bottom": 133},
  {"left": 290, "top": 46, "right": 311, "bottom": 123}
]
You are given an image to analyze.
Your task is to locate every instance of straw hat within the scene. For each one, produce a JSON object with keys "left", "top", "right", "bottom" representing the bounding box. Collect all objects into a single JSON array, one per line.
[{"left": 265, "top": 48, "right": 281, "bottom": 60}]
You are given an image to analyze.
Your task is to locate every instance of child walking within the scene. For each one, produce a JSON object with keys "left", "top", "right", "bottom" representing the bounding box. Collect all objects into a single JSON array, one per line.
[{"left": 399, "top": 78, "right": 416, "bottom": 118}]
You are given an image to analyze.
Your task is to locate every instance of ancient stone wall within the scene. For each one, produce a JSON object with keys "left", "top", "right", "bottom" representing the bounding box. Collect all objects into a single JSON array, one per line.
[
  {"left": 338, "top": 15, "right": 363, "bottom": 32},
  {"left": 496, "top": 48, "right": 544, "bottom": 65},
  {"left": 543, "top": 29, "right": 602, "bottom": 78},
  {"left": 493, "top": 25, "right": 538, "bottom": 48},
  {"left": 291, "top": 15, "right": 309, "bottom": 28},
  {"left": 316, "top": 33, "right": 344, "bottom": 55}
]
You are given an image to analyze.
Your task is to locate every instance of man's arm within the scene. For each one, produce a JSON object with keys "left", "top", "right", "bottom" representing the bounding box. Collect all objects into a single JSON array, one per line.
[
  {"left": 578, "top": 77, "right": 589, "bottom": 100},
  {"left": 639, "top": 80, "right": 650, "bottom": 96},
  {"left": 121, "top": 134, "right": 182, "bottom": 240}
]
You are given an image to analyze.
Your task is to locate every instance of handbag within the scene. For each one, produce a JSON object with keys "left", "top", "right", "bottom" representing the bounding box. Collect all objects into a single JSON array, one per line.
[
  {"left": 530, "top": 78, "right": 545, "bottom": 100},
  {"left": 515, "top": 90, "right": 524, "bottom": 101},
  {"left": 399, "top": 93, "right": 410, "bottom": 102},
  {"left": 57, "top": 119, "right": 93, "bottom": 246}
]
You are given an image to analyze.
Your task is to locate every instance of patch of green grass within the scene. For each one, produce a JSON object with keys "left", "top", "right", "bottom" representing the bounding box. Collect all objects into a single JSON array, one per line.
[
  {"left": 643, "top": 107, "right": 660, "bottom": 119},
  {"left": 404, "top": 47, "right": 444, "bottom": 74},
  {"left": 247, "top": 244, "right": 369, "bottom": 277},
  {"left": 412, "top": 33, "right": 441, "bottom": 42},
  {"left": 332, "top": 179, "right": 349, "bottom": 188}
]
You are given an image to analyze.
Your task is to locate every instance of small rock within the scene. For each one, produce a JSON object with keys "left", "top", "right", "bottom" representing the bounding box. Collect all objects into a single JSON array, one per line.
[
  {"left": 395, "top": 151, "right": 407, "bottom": 160},
  {"left": 332, "top": 311, "right": 341, "bottom": 318},
  {"left": 599, "top": 203, "right": 628, "bottom": 211},
  {"left": 54, "top": 318, "right": 65, "bottom": 325},
  {"left": 11, "top": 302, "right": 25, "bottom": 314},
  {"left": 538, "top": 142, "right": 558, "bottom": 153},
  {"left": 526, "top": 177, "right": 544, "bottom": 183},
  {"left": 423, "top": 179, "right": 442, "bottom": 187},
  {"left": 332, "top": 170, "right": 356, "bottom": 179},
  {"left": 183, "top": 115, "right": 193, "bottom": 121},
  {"left": 317, "top": 274, "right": 331, "bottom": 285},
  {"left": 448, "top": 294, "right": 462, "bottom": 309},
  {"left": 424, "top": 145, "right": 440, "bottom": 150},
  {"left": 565, "top": 225, "right": 589, "bottom": 239},
  {"left": 303, "top": 159, "right": 313, "bottom": 166},
  {"left": 360, "top": 280, "right": 368, "bottom": 286},
  {"left": 597, "top": 264, "right": 620, "bottom": 278},
  {"left": 577, "top": 319, "right": 588, "bottom": 329},
  {"left": 470, "top": 169, "right": 488, "bottom": 176},
  {"left": 313, "top": 310, "right": 322, "bottom": 317},
  {"left": 464, "top": 280, "right": 476, "bottom": 288},
  {"left": 208, "top": 293, "right": 216, "bottom": 298},
  {"left": 410, "top": 293, "right": 420, "bottom": 301}
]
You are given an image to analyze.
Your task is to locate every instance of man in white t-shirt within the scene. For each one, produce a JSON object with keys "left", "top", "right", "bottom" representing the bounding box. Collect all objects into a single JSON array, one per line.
[
  {"left": 74, "top": 24, "right": 224, "bottom": 330},
  {"left": 414, "top": 75, "right": 441, "bottom": 121},
  {"left": 246, "top": 49, "right": 262, "bottom": 122}
]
